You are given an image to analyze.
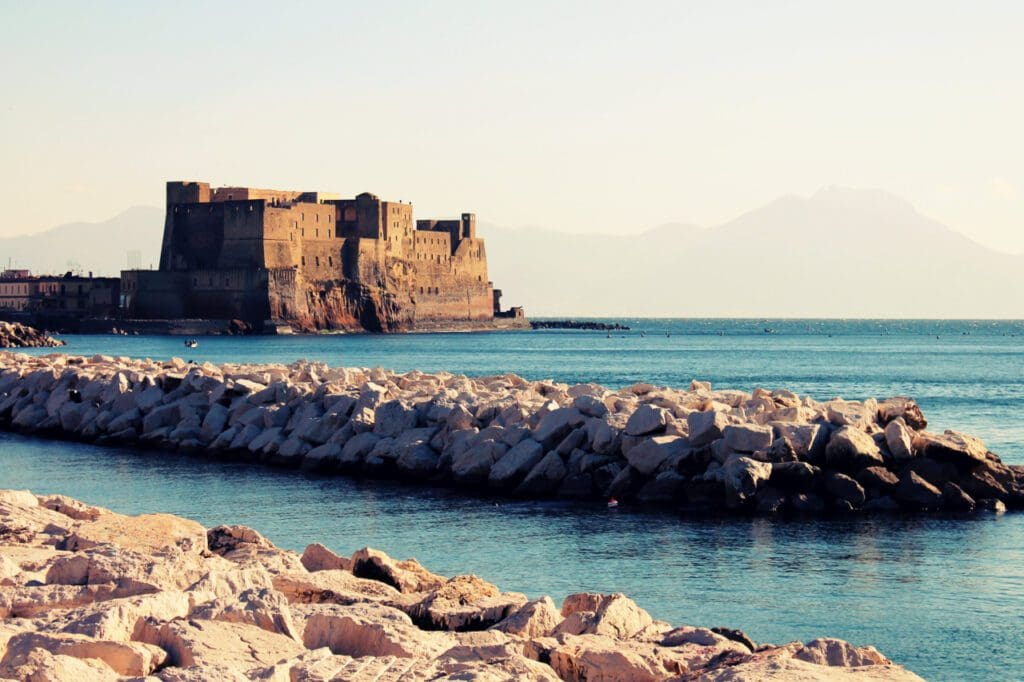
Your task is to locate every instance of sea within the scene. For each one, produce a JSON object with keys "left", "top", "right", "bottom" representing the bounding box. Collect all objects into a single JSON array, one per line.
[{"left": 2, "top": 318, "right": 1022, "bottom": 680}]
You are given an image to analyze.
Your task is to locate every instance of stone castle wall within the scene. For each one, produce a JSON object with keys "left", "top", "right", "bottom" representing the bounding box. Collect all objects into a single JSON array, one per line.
[{"left": 129, "top": 181, "right": 513, "bottom": 332}]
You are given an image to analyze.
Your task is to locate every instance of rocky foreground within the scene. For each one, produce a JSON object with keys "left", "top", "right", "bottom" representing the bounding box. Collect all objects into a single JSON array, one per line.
[
  {"left": 0, "top": 323, "right": 63, "bottom": 349},
  {"left": 0, "top": 489, "right": 922, "bottom": 680},
  {"left": 1, "top": 351, "right": 1022, "bottom": 514}
]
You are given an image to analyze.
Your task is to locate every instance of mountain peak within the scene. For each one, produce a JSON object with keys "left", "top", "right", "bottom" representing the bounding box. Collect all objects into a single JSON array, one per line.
[{"left": 809, "top": 186, "right": 918, "bottom": 216}]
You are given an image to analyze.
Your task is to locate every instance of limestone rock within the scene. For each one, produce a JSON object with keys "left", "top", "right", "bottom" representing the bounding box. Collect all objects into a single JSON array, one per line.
[
  {"left": 300, "top": 543, "right": 351, "bottom": 572},
  {"left": 825, "top": 426, "right": 885, "bottom": 472},
  {"left": 351, "top": 547, "right": 446, "bottom": 593},
  {"left": 884, "top": 417, "right": 915, "bottom": 461},
  {"left": 793, "top": 636, "right": 891, "bottom": 666},
  {"left": 406, "top": 575, "right": 527, "bottom": 631},
  {"left": 625, "top": 435, "right": 689, "bottom": 476},
  {"left": 688, "top": 409, "right": 729, "bottom": 447},
  {"left": 723, "top": 456, "right": 773, "bottom": 507},
  {"left": 516, "top": 451, "right": 568, "bottom": 495},
  {"left": 488, "top": 438, "right": 545, "bottom": 489},
  {"left": 894, "top": 472, "right": 944, "bottom": 509},
  {"left": 490, "top": 596, "right": 562, "bottom": 638},
  {"left": 723, "top": 423, "right": 774, "bottom": 453},
  {"left": 624, "top": 404, "right": 670, "bottom": 437}
]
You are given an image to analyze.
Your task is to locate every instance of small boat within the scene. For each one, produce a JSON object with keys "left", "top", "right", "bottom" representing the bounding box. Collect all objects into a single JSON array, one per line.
[
  {"left": 184, "top": 339, "right": 198, "bottom": 348},
  {"left": 607, "top": 498, "right": 619, "bottom": 509}
]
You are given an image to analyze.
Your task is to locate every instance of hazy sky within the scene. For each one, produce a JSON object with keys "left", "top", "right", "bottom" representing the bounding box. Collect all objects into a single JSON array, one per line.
[{"left": 1, "top": 1, "right": 1022, "bottom": 252}]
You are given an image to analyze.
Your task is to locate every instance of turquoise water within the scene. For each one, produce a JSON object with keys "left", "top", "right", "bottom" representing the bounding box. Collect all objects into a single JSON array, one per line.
[{"left": 4, "top": 319, "right": 1024, "bottom": 680}]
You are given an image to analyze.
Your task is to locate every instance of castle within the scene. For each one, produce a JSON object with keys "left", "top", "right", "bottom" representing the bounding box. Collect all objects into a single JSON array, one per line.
[{"left": 120, "top": 182, "right": 524, "bottom": 332}]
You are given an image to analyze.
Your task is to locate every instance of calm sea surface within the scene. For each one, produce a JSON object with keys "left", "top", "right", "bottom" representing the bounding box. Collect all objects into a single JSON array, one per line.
[{"left": 3, "top": 319, "right": 1024, "bottom": 680}]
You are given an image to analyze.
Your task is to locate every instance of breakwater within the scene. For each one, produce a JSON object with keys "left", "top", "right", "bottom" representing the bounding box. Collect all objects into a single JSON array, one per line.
[
  {"left": 1, "top": 351, "right": 1021, "bottom": 515},
  {"left": 0, "top": 322, "right": 63, "bottom": 348},
  {"left": 0, "top": 489, "right": 922, "bottom": 680}
]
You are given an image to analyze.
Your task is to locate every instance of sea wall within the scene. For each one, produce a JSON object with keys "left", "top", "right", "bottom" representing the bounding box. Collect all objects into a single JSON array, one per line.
[
  {"left": 0, "top": 351, "right": 1022, "bottom": 514},
  {"left": 0, "top": 489, "right": 923, "bottom": 680}
]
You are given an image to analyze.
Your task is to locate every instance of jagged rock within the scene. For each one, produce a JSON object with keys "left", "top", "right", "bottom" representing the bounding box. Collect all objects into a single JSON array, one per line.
[
  {"left": 626, "top": 435, "right": 690, "bottom": 476},
  {"left": 825, "top": 427, "right": 885, "bottom": 472},
  {"left": 687, "top": 410, "right": 728, "bottom": 447},
  {"left": 914, "top": 430, "right": 989, "bottom": 468},
  {"left": 490, "top": 596, "right": 562, "bottom": 638},
  {"left": 350, "top": 547, "right": 446, "bottom": 593},
  {"left": 877, "top": 397, "right": 927, "bottom": 430},
  {"left": 547, "top": 634, "right": 665, "bottom": 682},
  {"left": 300, "top": 543, "right": 351, "bottom": 572},
  {"left": 301, "top": 601, "right": 451, "bottom": 659},
  {"left": 136, "top": 618, "right": 304, "bottom": 670},
  {"left": 0, "top": 647, "right": 122, "bottom": 681},
  {"left": 793, "top": 637, "right": 890, "bottom": 666},
  {"left": 553, "top": 593, "right": 653, "bottom": 639},
  {"left": 624, "top": 405, "right": 670, "bottom": 437},
  {"left": 856, "top": 466, "right": 900, "bottom": 497},
  {"left": 406, "top": 575, "right": 527, "bottom": 631},
  {"left": 533, "top": 408, "right": 585, "bottom": 448},
  {"left": 723, "top": 424, "right": 773, "bottom": 453},
  {"left": 884, "top": 417, "right": 915, "bottom": 461},
  {"left": 516, "top": 451, "right": 568, "bottom": 495},
  {"left": 487, "top": 438, "right": 545, "bottom": 488},
  {"left": 824, "top": 471, "right": 866, "bottom": 507},
  {"left": 191, "top": 586, "right": 299, "bottom": 639},
  {"left": 941, "top": 482, "right": 976, "bottom": 511},
  {"left": 573, "top": 394, "right": 608, "bottom": 418},
  {"left": 770, "top": 461, "right": 820, "bottom": 492},
  {"left": 451, "top": 440, "right": 507, "bottom": 483},
  {"left": 1, "top": 631, "right": 167, "bottom": 676},
  {"left": 894, "top": 472, "right": 944, "bottom": 509},
  {"left": 723, "top": 456, "right": 772, "bottom": 507}
]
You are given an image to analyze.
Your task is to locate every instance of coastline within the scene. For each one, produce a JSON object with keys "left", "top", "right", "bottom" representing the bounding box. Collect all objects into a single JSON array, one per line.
[
  {"left": 0, "top": 488, "right": 924, "bottom": 680},
  {"left": 1, "top": 350, "right": 1021, "bottom": 516}
]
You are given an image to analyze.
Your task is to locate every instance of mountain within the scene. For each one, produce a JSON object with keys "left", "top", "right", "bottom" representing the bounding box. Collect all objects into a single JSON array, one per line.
[
  {"left": 3, "top": 189, "right": 1022, "bottom": 318},
  {"left": 485, "top": 187, "right": 1024, "bottom": 318},
  {"left": 0, "top": 206, "right": 163, "bottom": 277}
]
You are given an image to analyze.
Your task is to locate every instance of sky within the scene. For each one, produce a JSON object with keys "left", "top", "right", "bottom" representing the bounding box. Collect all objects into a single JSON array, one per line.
[{"left": 1, "top": 0, "right": 1022, "bottom": 253}]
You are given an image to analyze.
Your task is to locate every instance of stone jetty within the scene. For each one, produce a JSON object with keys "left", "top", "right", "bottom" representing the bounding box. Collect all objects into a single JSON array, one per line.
[
  {"left": 0, "top": 489, "right": 923, "bottom": 680},
  {"left": 1, "top": 351, "right": 1022, "bottom": 514},
  {"left": 0, "top": 322, "right": 64, "bottom": 349}
]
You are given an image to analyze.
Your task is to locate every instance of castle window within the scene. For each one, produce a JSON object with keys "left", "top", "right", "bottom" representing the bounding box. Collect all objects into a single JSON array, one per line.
[
  {"left": 294, "top": 220, "right": 298, "bottom": 228},
  {"left": 316, "top": 229, "right": 319, "bottom": 238},
  {"left": 328, "top": 257, "right": 333, "bottom": 267},
  {"left": 301, "top": 257, "right": 306, "bottom": 266},
  {"left": 315, "top": 257, "right": 320, "bottom": 267}
]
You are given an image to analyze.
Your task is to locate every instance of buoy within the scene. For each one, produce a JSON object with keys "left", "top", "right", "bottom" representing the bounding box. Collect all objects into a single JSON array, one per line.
[{"left": 607, "top": 498, "right": 619, "bottom": 509}]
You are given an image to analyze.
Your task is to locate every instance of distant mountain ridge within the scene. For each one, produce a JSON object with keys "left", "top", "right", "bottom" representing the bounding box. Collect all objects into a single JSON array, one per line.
[
  {"left": 0, "top": 206, "right": 163, "bottom": 277},
  {"left": 1, "top": 189, "right": 1021, "bottom": 317},
  {"left": 484, "top": 187, "right": 1024, "bottom": 318}
]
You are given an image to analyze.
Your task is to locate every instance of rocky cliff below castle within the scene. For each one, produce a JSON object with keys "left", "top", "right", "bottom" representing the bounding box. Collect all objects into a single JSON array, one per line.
[
  {"left": 0, "top": 489, "right": 923, "bottom": 680},
  {"left": 1, "top": 351, "right": 1021, "bottom": 515}
]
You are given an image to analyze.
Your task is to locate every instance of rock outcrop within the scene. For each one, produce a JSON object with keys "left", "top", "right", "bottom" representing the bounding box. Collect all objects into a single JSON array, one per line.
[
  {"left": 0, "top": 490, "right": 923, "bottom": 680},
  {"left": 0, "top": 322, "right": 63, "bottom": 348},
  {"left": 1, "top": 351, "right": 1022, "bottom": 515}
]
